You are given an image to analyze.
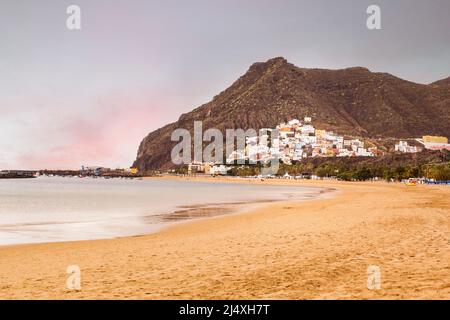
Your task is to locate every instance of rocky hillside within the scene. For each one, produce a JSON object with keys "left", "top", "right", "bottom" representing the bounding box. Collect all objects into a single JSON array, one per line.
[{"left": 134, "top": 57, "right": 450, "bottom": 170}]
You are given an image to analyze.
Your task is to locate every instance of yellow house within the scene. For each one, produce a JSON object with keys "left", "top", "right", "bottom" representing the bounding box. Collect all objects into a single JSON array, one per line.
[
  {"left": 315, "top": 129, "right": 326, "bottom": 139},
  {"left": 423, "top": 136, "right": 448, "bottom": 144},
  {"left": 130, "top": 167, "right": 139, "bottom": 174}
]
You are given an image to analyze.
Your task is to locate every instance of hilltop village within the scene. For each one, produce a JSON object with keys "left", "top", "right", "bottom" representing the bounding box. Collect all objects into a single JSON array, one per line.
[
  {"left": 228, "top": 117, "right": 377, "bottom": 165},
  {"left": 187, "top": 117, "right": 450, "bottom": 177}
]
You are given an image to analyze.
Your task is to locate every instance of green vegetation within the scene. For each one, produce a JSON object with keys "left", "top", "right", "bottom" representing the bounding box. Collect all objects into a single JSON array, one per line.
[
  {"left": 227, "top": 162, "right": 450, "bottom": 181},
  {"left": 227, "top": 150, "right": 450, "bottom": 181},
  {"left": 424, "top": 163, "right": 450, "bottom": 181},
  {"left": 173, "top": 166, "right": 189, "bottom": 175}
]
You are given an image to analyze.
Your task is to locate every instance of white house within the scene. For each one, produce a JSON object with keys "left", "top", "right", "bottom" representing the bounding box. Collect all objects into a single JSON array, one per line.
[{"left": 209, "top": 165, "right": 230, "bottom": 176}]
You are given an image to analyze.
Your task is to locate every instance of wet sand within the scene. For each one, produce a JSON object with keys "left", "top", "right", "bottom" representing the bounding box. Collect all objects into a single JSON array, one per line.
[{"left": 0, "top": 178, "right": 449, "bottom": 299}]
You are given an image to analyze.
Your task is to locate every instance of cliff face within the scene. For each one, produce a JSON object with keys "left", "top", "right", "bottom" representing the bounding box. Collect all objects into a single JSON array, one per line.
[{"left": 134, "top": 57, "right": 450, "bottom": 170}]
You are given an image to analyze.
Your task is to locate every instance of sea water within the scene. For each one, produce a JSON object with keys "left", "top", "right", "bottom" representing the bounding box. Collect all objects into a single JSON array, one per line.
[{"left": 0, "top": 176, "right": 323, "bottom": 245}]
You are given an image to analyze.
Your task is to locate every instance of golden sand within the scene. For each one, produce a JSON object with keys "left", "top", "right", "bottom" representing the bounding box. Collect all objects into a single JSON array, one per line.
[{"left": 0, "top": 178, "right": 449, "bottom": 299}]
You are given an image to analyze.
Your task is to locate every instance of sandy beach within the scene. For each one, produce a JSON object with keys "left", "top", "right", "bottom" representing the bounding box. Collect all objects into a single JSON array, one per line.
[{"left": 0, "top": 177, "right": 449, "bottom": 300}]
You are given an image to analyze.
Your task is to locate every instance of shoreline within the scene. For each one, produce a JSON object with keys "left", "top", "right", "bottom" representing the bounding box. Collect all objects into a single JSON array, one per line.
[
  {"left": 141, "top": 183, "right": 337, "bottom": 243},
  {"left": 0, "top": 178, "right": 449, "bottom": 299}
]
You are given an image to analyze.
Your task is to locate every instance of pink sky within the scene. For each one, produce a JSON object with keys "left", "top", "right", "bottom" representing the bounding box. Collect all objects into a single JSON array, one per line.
[{"left": 3, "top": 89, "right": 186, "bottom": 170}]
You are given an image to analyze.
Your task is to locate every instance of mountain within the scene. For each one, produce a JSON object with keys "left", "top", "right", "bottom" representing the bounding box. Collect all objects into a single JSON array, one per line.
[
  {"left": 431, "top": 76, "right": 450, "bottom": 87},
  {"left": 134, "top": 57, "right": 450, "bottom": 170}
]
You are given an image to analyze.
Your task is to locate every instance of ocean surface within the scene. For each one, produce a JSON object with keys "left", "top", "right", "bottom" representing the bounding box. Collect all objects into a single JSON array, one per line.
[{"left": 0, "top": 176, "right": 324, "bottom": 245}]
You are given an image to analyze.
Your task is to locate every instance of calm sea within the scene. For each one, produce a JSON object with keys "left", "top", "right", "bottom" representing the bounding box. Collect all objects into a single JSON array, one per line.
[{"left": 0, "top": 176, "right": 324, "bottom": 245}]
